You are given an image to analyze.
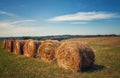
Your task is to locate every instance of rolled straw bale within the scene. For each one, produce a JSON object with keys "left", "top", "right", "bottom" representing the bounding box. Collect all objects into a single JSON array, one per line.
[
  {"left": 13, "top": 40, "right": 26, "bottom": 55},
  {"left": 6, "top": 39, "right": 14, "bottom": 52},
  {"left": 5, "top": 40, "right": 8, "bottom": 49},
  {"left": 23, "top": 39, "right": 42, "bottom": 57},
  {"left": 6, "top": 40, "right": 11, "bottom": 50},
  {"left": 2, "top": 39, "right": 6, "bottom": 48},
  {"left": 37, "top": 40, "right": 60, "bottom": 62},
  {"left": 56, "top": 41, "right": 95, "bottom": 72}
]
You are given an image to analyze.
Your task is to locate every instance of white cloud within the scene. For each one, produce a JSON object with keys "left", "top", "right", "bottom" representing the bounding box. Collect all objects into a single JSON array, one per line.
[
  {"left": 48, "top": 12, "right": 118, "bottom": 22},
  {"left": 0, "top": 20, "right": 40, "bottom": 36},
  {"left": 0, "top": 20, "right": 35, "bottom": 28},
  {"left": 0, "top": 23, "right": 10, "bottom": 27},
  {"left": 0, "top": 26, "right": 38, "bottom": 36},
  {"left": 10, "top": 20, "right": 35, "bottom": 25},
  {"left": 0, "top": 10, "right": 17, "bottom": 18},
  {"left": 71, "top": 22, "right": 89, "bottom": 24}
]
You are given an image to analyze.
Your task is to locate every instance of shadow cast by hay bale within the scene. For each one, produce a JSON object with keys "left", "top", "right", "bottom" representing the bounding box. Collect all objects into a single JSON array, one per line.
[{"left": 81, "top": 64, "right": 105, "bottom": 73}]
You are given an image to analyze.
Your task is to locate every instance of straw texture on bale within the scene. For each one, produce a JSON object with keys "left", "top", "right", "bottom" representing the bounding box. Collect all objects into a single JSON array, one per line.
[
  {"left": 6, "top": 39, "right": 14, "bottom": 52},
  {"left": 23, "top": 39, "right": 41, "bottom": 57},
  {"left": 2, "top": 39, "right": 6, "bottom": 49},
  {"left": 5, "top": 40, "right": 8, "bottom": 49},
  {"left": 37, "top": 40, "right": 60, "bottom": 62},
  {"left": 13, "top": 40, "right": 26, "bottom": 55},
  {"left": 56, "top": 41, "right": 95, "bottom": 72}
]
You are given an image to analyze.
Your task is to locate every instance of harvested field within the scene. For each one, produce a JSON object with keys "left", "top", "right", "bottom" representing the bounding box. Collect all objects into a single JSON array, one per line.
[
  {"left": 0, "top": 37, "right": 120, "bottom": 78},
  {"left": 64, "top": 37, "right": 120, "bottom": 46}
]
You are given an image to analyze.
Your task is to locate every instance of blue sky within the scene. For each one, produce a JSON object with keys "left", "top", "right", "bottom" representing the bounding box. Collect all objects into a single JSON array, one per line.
[{"left": 0, "top": 0, "right": 120, "bottom": 36}]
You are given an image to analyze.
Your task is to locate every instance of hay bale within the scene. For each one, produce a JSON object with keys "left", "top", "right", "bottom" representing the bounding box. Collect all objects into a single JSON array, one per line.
[
  {"left": 23, "top": 39, "right": 41, "bottom": 57},
  {"left": 13, "top": 40, "right": 26, "bottom": 55},
  {"left": 2, "top": 39, "right": 6, "bottom": 48},
  {"left": 56, "top": 41, "right": 95, "bottom": 72},
  {"left": 6, "top": 39, "right": 14, "bottom": 52},
  {"left": 5, "top": 40, "right": 8, "bottom": 49},
  {"left": 37, "top": 40, "right": 60, "bottom": 62}
]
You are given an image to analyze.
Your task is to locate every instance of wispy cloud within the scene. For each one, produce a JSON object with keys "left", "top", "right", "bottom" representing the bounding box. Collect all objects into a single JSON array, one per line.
[
  {"left": 0, "top": 23, "right": 12, "bottom": 28},
  {"left": 0, "top": 20, "right": 38, "bottom": 36},
  {"left": 71, "top": 22, "right": 89, "bottom": 24},
  {"left": 0, "top": 26, "right": 39, "bottom": 36},
  {"left": 10, "top": 20, "right": 35, "bottom": 25},
  {"left": 0, "top": 10, "right": 17, "bottom": 18},
  {"left": 48, "top": 12, "right": 119, "bottom": 22},
  {"left": 0, "top": 20, "right": 36, "bottom": 28}
]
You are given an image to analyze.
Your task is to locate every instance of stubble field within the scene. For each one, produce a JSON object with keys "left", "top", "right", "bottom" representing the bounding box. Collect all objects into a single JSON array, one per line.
[{"left": 0, "top": 37, "right": 120, "bottom": 78}]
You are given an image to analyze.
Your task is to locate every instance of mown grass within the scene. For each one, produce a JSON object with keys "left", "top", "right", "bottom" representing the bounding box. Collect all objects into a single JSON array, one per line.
[{"left": 0, "top": 39, "right": 120, "bottom": 78}]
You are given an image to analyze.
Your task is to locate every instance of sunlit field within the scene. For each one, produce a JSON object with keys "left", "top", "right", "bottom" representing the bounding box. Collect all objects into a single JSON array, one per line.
[{"left": 0, "top": 37, "right": 120, "bottom": 78}]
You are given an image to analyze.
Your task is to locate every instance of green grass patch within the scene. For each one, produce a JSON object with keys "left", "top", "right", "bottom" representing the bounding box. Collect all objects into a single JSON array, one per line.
[{"left": 0, "top": 41, "right": 120, "bottom": 78}]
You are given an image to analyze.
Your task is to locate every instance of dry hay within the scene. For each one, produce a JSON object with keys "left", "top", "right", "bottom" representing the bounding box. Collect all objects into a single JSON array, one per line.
[
  {"left": 23, "top": 39, "right": 42, "bottom": 57},
  {"left": 56, "top": 41, "right": 95, "bottom": 72},
  {"left": 2, "top": 39, "right": 6, "bottom": 49},
  {"left": 37, "top": 40, "right": 60, "bottom": 62},
  {"left": 13, "top": 40, "right": 26, "bottom": 55},
  {"left": 65, "top": 37, "right": 120, "bottom": 46},
  {"left": 5, "top": 40, "right": 8, "bottom": 49},
  {"left": 6, "top": 39, "right": 14, "bottom": 52}
]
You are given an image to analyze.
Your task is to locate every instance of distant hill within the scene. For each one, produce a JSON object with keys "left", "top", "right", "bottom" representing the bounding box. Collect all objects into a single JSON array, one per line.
[{"left": 0, "top": 34, "right": 120, "bottom": 40}]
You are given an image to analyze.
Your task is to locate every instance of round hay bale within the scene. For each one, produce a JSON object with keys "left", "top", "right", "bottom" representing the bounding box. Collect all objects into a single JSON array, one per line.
[
  {"left": 23, "top": 39, "right": 42, "bottom": 57},
  {"left": 2, "top": 39, "right": 6, "bottom": 48},
  {"left": 56, "top": 41, "right": 95, "bottom": 72},
  {"left": 37, "top": 40, "right": 60, "bottom": 62},
  {"left": 13, "top": 40, "right": 26, "bottom": 55},
  {"left": 6, "top": 39, "right": 14, "bottom": 52},
  {"left": 5, "top": 40, "right": 8, "bottom": 49}
]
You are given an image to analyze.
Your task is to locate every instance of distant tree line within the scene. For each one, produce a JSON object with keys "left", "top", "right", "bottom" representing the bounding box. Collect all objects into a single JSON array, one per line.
[{"left": 0, "top": 34, "right": 120, "bottom": 40}]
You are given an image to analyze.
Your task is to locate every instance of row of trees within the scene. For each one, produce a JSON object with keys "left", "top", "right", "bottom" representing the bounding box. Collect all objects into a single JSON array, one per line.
[{"left": 0, "top": 34, "right": 120, "bottom": 40}]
